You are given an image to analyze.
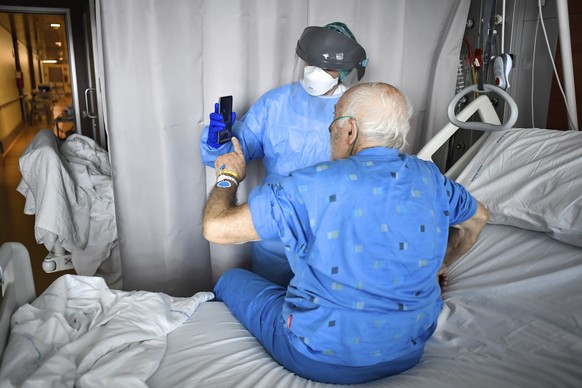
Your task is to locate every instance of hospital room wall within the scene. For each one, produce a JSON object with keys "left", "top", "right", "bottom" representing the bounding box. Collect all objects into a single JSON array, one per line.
[{"left": 0, "top": 25, "right": 30, "bottom": 154}]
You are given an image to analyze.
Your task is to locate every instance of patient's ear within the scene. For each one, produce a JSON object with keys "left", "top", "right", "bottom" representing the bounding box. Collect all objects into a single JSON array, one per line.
[{"left": 347, "top": 119, "right": 358, "bottom": 144}]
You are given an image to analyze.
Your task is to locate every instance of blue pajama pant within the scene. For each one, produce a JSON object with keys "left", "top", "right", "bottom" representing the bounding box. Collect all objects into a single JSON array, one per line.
[
  {"left": 251, "top": 240, "right": 293, "bottom": 287},
  {"left": 214, "top": 268, "right": 423, "bottom": 384}
]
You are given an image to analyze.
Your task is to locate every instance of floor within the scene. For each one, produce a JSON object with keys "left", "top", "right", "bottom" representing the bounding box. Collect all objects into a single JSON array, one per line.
[{"left": 0, "top": 97, "right": 75, "bottom": 295}]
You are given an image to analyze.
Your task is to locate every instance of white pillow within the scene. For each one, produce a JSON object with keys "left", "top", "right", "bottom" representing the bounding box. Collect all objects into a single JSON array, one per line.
[{"left": 455, "top": 128, "right": 582, "bottom": 247}]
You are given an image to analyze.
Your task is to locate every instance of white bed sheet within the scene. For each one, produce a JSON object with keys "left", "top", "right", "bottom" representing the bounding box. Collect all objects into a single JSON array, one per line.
[
  {"left": 0, "top": 275, "right": 213, "bottom": 388},
  {"left": 148, "top": 224, "right": 582, "bottom": 388}
]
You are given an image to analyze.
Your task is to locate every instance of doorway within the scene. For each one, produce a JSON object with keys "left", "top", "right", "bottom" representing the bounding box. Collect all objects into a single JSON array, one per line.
[
  {"left": 0, "top": 0, "right": 105, "bottom": 149},
  {"left": 0, "top": 11, "right": 76, "bottom": 142},
  {"left": 0, "top": 0, "right": 103, "bottom": 294}
]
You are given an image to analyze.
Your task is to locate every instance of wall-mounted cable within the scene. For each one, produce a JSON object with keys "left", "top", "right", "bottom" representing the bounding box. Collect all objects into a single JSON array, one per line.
[{"left": 531, "top": 10, "right": 540, "bottom": 127}]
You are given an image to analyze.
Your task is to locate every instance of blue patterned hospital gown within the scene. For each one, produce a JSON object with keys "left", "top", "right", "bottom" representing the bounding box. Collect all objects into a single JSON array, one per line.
[{"left": 248, "top": 146, "right": 477, "bottom": 366}]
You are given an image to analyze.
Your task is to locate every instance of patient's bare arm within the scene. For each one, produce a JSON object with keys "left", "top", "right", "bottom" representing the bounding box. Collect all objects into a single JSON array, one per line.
[
  {"left": 203, "top": 190, "right": 259, "bottom": 244},
  {"left": 443, "top": 201, "right": 489, "bottom": 267},
  {"left": 203, "top": 138, "right": 261, "bottom": 245}
]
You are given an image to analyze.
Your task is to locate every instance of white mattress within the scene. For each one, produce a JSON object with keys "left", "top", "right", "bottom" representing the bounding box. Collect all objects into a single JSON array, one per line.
[{"left": 148, "top": 224, "right": 582, "bottom": 388}]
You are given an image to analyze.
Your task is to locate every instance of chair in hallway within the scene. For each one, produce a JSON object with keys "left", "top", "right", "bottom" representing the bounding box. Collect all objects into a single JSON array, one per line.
[{"left": 27, "top": 92, "right": 53, "bottom": 128}]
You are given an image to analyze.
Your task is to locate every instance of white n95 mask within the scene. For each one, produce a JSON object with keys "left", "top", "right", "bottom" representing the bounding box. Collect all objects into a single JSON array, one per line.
[{"left": 300, "top": 66, "right": 339, "bottom": 96}]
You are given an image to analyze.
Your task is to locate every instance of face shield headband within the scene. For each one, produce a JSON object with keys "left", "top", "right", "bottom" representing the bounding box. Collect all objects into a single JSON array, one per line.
[{"left": 295, "top": 26, "right": 368, "bottom": 81}]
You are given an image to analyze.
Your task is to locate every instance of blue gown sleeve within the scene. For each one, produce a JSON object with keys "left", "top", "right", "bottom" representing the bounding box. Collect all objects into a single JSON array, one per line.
[
  {"left": 248, "top": 179, "right": 310, "bottom": 254},
  {"left": 443, "top": 175, "right": 478, "bottom": 226},
  {"left": 199, "top": 95, "right": 272, "bottom": 167}
]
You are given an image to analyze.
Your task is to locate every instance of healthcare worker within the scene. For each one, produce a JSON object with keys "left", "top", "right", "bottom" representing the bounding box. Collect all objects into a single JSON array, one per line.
[{"left": 200, "top": 22, "right": 369, "bottom": 286}]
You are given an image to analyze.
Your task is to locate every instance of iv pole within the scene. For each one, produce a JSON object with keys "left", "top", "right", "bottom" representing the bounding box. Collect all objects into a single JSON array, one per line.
[{"left": 556, "top": 0, "right": 578, "bottom": 130}]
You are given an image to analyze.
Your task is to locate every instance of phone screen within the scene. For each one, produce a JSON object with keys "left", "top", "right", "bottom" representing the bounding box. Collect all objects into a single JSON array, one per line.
[{"left": 218, "top": 95, "right": 233, "bottom": 144}]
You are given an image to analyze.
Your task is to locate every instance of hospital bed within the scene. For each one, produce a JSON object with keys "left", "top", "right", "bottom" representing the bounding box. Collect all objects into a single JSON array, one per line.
[{"left": 1, "top": 95, "right": 581, "bottom": 387}]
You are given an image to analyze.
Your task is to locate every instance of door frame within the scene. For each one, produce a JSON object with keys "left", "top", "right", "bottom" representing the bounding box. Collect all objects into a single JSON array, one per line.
[{"left": 85, "top": 0, "right": 107, "bottom": 149}]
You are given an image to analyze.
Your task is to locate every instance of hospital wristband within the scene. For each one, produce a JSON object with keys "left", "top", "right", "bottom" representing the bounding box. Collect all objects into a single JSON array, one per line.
[
  {"left": 220, "top": 169, "right": 240, "bottom": 181},
  {"left": 216, "top": 174, "right": 238, "bottom": 188}
]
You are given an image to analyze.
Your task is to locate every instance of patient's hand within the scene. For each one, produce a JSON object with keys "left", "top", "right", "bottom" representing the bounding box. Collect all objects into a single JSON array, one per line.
[
  {"left": 215, "top": 137, "right": 246, "bottom": 183},
  {"left": 438, "top": 267, "right": 448, "bottom": 294}
]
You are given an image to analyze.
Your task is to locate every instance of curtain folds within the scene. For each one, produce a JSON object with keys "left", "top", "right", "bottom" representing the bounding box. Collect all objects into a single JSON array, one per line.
[{"left": 97, "top": 0, "right": 470, "bottom": 295}]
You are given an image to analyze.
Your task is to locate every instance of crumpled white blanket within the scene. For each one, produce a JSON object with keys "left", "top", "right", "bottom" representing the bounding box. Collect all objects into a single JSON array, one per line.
[
  {"left": 0, "top": 275, "right": 214, "bottom": 388},
  {"left": 17, "top": 130, "right": 119, "bottom": 284}
]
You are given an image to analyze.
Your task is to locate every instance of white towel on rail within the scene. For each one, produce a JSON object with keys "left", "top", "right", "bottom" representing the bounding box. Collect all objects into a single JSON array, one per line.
[
  {"left": 17, "top": 130, "right": 118, "bottom": 280},
  {"left": 17, "top": 129, "right": 91, "bottom": 256}
]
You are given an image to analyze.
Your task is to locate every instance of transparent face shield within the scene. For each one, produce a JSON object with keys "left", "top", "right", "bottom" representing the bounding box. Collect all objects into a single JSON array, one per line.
[
  {"left": 291, "top": 56, "right": 308, "bottom": 84},
  {"left": 338, "top": 68, "right": 359, "bottom": 88}
]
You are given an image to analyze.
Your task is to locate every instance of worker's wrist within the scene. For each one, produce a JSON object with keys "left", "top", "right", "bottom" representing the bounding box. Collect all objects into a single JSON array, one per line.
[{"left": 216, "top": 174, "right": 239, "bottom": 189}]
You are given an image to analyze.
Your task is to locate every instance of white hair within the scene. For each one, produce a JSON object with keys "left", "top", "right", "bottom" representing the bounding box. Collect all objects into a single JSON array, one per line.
[{"left": 341, "top": 82, "right": 413, "bottom": 149}]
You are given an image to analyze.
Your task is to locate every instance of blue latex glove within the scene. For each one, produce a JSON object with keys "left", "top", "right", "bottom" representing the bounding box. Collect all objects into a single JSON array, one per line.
[{"left": 207, "top": 102, "right": 237, "bottom": 149}]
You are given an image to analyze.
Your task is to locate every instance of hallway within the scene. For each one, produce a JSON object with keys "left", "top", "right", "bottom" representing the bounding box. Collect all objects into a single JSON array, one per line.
[{"left": 0, "top": 99, "right": 75, "bottom": 295}]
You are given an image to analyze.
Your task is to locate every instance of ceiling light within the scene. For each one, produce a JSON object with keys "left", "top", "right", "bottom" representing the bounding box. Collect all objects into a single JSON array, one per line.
[
  {"left": 42, "top": 60, "right": 58, "bottom": 64},
  {"left": 50, "top": 23, "right": 61, "bottom": 28},
  {"left": 55, "top": 42, "right": 62, "bottom": 47}
]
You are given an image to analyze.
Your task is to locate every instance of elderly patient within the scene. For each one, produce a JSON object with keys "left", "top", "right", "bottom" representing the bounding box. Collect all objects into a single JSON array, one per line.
[{"left": 203, "top": 82, "right": 489, "bottom": 384}]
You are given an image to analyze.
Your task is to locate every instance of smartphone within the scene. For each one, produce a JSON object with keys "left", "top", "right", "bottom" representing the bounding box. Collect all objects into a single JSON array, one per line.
[{"left": 217, "top": 95, "right": 233, "bottom": 144}]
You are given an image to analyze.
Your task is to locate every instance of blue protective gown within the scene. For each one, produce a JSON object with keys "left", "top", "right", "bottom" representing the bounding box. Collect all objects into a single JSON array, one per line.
[
  {"left": 214, "top": 147, "right": 477, "bottom": 381},
  {"left": 201, "top": 82, "right": 342, "bottom": 285}
]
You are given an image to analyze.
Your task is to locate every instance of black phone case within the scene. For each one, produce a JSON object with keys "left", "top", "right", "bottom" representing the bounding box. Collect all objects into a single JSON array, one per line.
[{"left": 218, "top": 95, "right": 233, "bottom": 144}]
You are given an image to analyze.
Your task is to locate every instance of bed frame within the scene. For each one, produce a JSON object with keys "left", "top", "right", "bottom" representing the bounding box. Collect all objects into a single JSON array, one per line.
[{"left": 416, "top": 94, "right": 501, "bottom": 180}]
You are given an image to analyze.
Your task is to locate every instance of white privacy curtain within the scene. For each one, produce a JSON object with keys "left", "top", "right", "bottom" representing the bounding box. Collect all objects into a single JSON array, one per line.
[{"left": 97, "top": 0, "right": 470, "bottom": 296}]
